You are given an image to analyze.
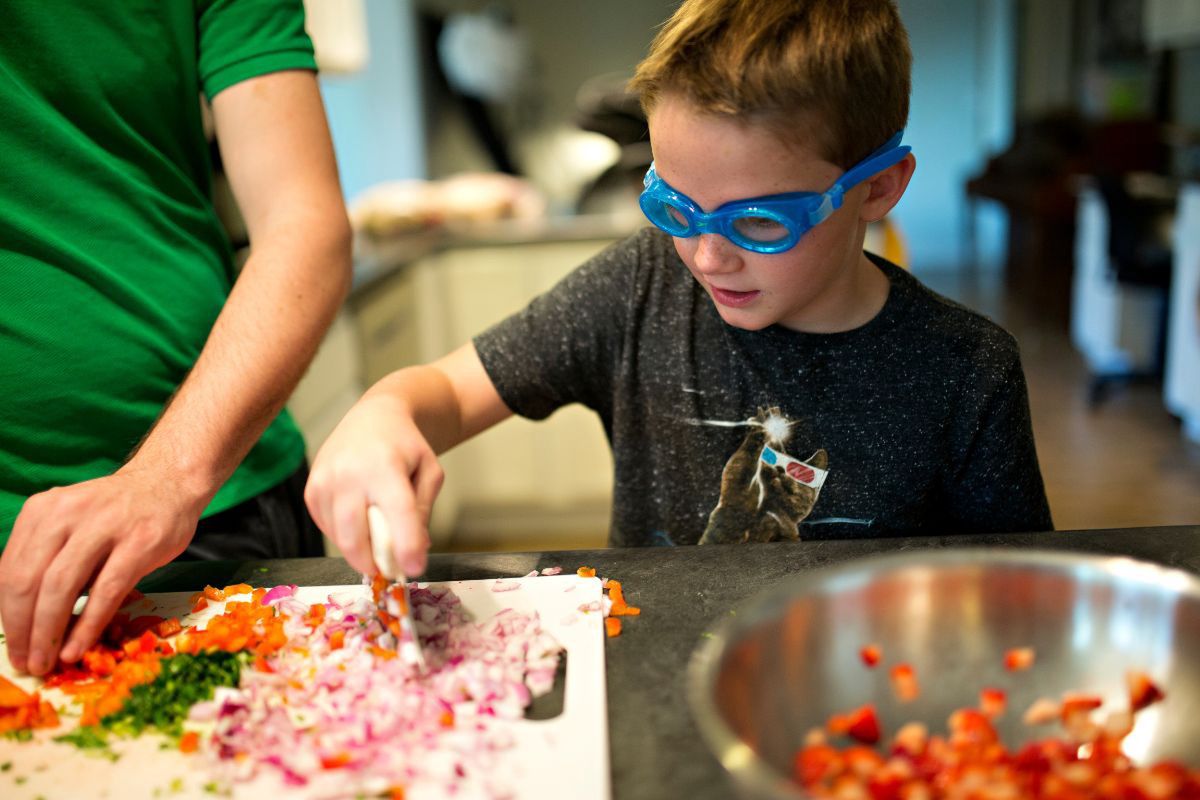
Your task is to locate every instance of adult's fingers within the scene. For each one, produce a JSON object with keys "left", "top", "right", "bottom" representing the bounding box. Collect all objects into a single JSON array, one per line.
[
  {"left": 58, "top": 546, "right": 144, "bottom": 666},
  {"left": 0, "top": 502, "right": 64, "bottom": 674},
  {"left": 25, "top": 529, "right": 115, "bottom": 674}
]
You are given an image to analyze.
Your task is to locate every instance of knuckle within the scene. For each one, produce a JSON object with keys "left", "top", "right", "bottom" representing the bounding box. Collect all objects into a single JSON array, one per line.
[
  {"left": 87, "top": 575, "right": 129, "bottom": 608},
  {"left": 426, "top": 462, "right": 445, "bottom": 490}
]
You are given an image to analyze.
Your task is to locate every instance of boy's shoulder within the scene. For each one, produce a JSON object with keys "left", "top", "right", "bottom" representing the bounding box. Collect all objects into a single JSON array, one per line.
[{"left": 867, "top": 254, "right": 1023, "bottom": 369}]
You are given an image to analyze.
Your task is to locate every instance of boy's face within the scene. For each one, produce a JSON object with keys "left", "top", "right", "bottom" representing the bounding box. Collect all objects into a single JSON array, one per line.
[{"left": 647, "top": 94, "right": 888, "bottom": 333}]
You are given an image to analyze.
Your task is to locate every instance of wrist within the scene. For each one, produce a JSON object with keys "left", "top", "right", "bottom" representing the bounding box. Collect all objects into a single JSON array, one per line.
[{"left": 118, "top": 448, "right": 220, "bottom": 517}]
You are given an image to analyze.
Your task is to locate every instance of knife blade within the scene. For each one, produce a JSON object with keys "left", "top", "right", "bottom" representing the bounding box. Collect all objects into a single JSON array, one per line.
[{"left": 367, "top": 504, "right": 427, "bottom": 670}]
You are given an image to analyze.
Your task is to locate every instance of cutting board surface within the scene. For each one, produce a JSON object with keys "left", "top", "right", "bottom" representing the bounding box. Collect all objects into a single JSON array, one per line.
[{"left": 0, "top": 575, "right": 610, "bottom": 799}]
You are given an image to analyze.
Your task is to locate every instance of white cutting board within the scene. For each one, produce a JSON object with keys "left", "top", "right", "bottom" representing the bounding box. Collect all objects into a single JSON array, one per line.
[{"left": 0, "top": 575, "right": 610, "bottom": 800}]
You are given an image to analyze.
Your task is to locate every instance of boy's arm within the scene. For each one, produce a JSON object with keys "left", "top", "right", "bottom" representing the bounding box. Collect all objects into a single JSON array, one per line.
[{"left": 304, "top": 343, "right": 512, "bottom": 577}]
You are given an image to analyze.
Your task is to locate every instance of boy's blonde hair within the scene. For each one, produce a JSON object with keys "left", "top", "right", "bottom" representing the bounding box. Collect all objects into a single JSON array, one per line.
[{"left": 629, "top": 0, "right": 911, "bottom": 168}]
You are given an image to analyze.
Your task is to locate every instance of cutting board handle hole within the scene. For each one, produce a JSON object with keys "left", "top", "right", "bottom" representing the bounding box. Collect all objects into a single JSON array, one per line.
[{"left": 523, "top": 651, "right": 567, "bottom": 720}]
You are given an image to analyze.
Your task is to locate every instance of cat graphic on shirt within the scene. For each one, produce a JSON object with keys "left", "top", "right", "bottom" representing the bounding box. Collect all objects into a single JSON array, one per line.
[{"left": 699, "top": 407, "right": 828, "bottom": 544}]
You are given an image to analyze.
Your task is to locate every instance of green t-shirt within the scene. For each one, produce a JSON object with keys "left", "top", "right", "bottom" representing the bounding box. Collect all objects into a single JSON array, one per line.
[{"left": 0, "top": 1, "right": 319, "bottom": 545}]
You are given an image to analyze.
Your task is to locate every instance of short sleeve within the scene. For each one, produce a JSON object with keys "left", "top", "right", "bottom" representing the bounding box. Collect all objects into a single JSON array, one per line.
[
  {"left": 197, "top": 0, "right": 317, "bottom": 100},
  {"left": 472, "top": 235, "right": 641, "bottom": 421}
]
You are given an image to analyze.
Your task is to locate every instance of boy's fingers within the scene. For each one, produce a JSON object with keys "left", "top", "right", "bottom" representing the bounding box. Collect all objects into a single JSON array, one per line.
[
  {"left": 374, "top": 478, "right": 429, "bottom": 579},
  {"left": 330, "top": 491, "right": 373, "bottom": 575}
]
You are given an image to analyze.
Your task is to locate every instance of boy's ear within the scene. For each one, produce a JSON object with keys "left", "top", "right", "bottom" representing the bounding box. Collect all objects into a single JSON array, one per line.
[{"left": 859, "top": 153, "right": 916, "bottom": 222}]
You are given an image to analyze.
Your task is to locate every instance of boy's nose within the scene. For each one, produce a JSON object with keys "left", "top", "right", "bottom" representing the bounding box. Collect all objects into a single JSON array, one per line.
[{"left": 692, "top": 233, "right": 742, "bottom": 274}]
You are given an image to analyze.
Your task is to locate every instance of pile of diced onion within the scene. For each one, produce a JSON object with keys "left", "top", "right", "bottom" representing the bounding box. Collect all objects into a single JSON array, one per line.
[{"left": 187, "top": 583, "right": 562, "bottom": 799}]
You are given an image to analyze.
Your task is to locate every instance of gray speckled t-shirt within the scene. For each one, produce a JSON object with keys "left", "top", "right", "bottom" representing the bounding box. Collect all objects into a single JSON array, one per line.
[{"left": 473, "top": 227, "right": 1052, "bottom": 547}]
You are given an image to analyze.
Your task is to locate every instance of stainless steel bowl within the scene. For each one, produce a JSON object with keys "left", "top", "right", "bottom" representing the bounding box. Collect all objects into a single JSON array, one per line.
[{"left": 687, "top": 549, "right": 1200, "bottom": 799}]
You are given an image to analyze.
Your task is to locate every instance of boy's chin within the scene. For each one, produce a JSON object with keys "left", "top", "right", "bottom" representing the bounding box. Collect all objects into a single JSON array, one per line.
[{"left": 713, "top": 306, "right": 774, "bottom": 332}]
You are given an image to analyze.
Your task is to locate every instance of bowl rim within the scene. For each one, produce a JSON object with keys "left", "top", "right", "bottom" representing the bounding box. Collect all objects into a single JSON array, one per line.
[{"left": 685, "top": 547, "right": 1200, "bottom": 798}]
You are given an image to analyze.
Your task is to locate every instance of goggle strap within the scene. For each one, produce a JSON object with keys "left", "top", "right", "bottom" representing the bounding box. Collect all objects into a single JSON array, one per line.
[
  {"left": 833, "top": 131, "right": 911, "bottom": 196},
  {"left": 809, "top": 191, "right": 839, "bottom": 227}
]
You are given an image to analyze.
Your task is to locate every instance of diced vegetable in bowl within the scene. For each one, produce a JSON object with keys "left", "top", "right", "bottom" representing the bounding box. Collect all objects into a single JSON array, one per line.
[{"left": 687, "top": 549, "right": 1200, "bottom": 799}]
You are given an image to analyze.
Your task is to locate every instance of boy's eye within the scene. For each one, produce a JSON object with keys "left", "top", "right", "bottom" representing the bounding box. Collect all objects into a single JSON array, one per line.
[
  {"left": 732, "top": 215, "right": 789, "bottom": 242},
  {"left": 666, "top": 205, "right": 689, "bottom": 227}
]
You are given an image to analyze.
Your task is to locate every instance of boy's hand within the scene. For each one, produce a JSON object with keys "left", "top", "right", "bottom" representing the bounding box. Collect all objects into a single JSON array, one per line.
[{"left": 304, "top": 391, "right": 443, "bottom": 578}]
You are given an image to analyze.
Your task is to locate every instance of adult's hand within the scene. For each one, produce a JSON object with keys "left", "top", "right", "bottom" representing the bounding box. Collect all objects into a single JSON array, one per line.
[{"left": 0, "top": 464, "right": 204, "bottom": 676}]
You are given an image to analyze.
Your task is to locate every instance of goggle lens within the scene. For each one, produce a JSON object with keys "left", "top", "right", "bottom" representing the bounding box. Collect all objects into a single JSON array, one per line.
[
  {"left": 640, "top": 196, "right": 692, "bottom": 236},
  {"left": 730, "top": 213, "right": 793, "bottom": 245}
]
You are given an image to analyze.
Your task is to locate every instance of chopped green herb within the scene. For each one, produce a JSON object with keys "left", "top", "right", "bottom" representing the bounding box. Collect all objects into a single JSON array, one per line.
[
  {"left": 203, "top": 782, "right": 220, "bottom": 794},
  {"left": 0, "top": 761, "right": 10, "bottom": 771},
  {"left": 2, "top": 729, "right": 32, "bottom": 742},
  {"left": 700, "top": 632, "right": 715, "bottom": 639},
  {"left": 0, "top": 633, "right": 6, "bottom": 643},
  {"left": 256, "top": 567, "right": 269, "bottom": 573},
  {"left": 101, "top": 651, "right": 248, "bottom": 739},
  {"left": 15, "top": 776, "right": 27, "bottom": 785},
  {"left": 169, "top": 776, "right": 184, "bottom": 793},
  {"left": 54, "top": 726, "right": 110, "bottom": 750}
]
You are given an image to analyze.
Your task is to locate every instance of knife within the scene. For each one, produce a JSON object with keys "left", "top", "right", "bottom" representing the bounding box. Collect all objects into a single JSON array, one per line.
[{"left": 367, "top": 504, "right": 427, "bottom": 670}]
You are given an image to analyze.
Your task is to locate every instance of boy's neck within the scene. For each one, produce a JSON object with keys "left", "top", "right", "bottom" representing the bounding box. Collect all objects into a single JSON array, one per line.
[{"left": 780, "top": 252, "right": 890, "bottom": 335}]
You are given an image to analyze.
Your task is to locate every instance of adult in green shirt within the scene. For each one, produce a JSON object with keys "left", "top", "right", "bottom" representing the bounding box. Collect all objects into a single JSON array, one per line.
[{"left": 0, "top": 1, "right": 352, "bottom": 676}]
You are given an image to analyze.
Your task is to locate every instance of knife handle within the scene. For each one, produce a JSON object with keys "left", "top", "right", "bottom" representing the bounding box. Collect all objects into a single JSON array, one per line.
[{"left": 367, "top": 504, "right": 400, "bottom": 580}]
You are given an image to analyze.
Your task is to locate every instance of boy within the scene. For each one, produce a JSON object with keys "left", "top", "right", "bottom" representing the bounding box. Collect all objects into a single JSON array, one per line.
[{"left": 305, "top": 0, "right": 1052, "bottom": 577}]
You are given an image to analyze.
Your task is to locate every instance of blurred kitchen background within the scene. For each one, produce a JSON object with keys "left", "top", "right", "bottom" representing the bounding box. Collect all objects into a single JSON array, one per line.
[{"left": 280, "top": 0, "right": 1200, "bottom": 553}]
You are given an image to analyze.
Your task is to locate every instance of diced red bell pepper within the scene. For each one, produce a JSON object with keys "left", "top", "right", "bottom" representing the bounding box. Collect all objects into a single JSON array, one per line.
[
  {"left": 844, "top": 704, "right": 882, "bottom": 745},
  {"left": 1127, "top": 670, "right": 1164, "bottom": 712},
  {"left": 155, "top": 617, "right": 182, "bottom": 638},
  {"left": 794, "top": 743, "right": 842, "bottom": 786},
  {"left": 980, "top": 687, "right": 1007, "bottom": 719},
  {"left": 1003, "top": 646, "right": 1035, "bottom": 671},
  {"left": 179, "top": 730, "right": 200, "bottom": 753},
  {"left": 859, "top": 643, "right": 882, "bottom": 668},
  {"left": 889, "top": 663, "right": 919, "bottom": 702}
]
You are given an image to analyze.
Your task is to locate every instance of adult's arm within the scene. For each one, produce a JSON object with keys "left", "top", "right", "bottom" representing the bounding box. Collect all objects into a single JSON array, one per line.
[{"left": 0, "top": 70, "right": 351, "bottom": 675}]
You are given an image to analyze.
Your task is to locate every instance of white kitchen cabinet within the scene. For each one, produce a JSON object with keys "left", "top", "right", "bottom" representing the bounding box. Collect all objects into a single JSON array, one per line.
[
  {"left": 422, "top": 239, "right": 618, "bottom": 512},
  {"left": 1165, "top": 184, "right": 1200, "bottom": 442},
  {"left": 330, "top": 233, "right": 624, "bottom": 547},
  {"left": 288, "top": 311, "right": 364, "bottom": 460}
]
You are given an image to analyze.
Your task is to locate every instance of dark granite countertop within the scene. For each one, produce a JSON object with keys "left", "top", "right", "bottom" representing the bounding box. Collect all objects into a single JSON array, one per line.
[{"left": 138, "top": 525, "right": 1200, "bottom": 799}]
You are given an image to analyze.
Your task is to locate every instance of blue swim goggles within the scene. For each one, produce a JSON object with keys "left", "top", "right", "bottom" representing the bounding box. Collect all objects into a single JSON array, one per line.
[{"left": 639, "top": 131, "right": 911, "bottom": 254}]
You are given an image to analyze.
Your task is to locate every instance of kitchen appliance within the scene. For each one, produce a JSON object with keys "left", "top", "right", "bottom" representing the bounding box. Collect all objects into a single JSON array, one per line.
[{"left": 688, "top": 549, "right": 1200, "bottom": 799}]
